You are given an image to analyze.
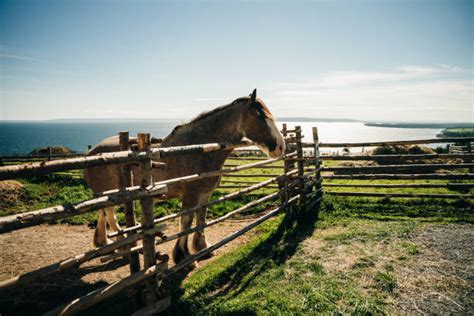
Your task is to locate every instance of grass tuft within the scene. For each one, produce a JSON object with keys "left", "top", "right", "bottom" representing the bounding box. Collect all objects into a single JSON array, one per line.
[{"left": 374, "top": 271, "right": 397, "bottom": 292}]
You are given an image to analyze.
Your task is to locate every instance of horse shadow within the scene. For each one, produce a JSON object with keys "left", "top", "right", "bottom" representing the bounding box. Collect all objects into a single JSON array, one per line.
[{"left": 167, "top": 204, "right": 320, "bottom": 314}]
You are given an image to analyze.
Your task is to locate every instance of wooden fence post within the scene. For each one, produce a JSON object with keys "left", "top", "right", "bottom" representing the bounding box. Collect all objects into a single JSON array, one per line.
[
  {"left": 119, "top": 132, "right": 142, "bottom": 306},
  {"left": 312, "top": 127, "right": 322, "bottom": 189},
  {"left": 280, "top": 124, "right": 290, "bottom": 208},
  {"left": 466, "top": 140, "right": 473, "bottom": 173},
  {"left": 311, "top": 127, "right": 323, "bottom": 209},
  {"left": 137, "top": 133, "right": 158, "bottom": 305},
  {"left": 295, "top": 126, "right": 306, "bottom": 210}
]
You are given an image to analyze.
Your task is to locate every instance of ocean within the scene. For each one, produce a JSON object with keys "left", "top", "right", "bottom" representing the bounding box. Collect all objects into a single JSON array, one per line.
[{"left": 0, "top": 120, "right": 443, "bottom": 156}]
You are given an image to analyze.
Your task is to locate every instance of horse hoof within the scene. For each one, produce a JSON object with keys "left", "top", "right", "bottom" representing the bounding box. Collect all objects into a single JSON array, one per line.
[
  {"left": 173, "top": 245, "right": 190, "bottom": 264},
  {"left": 186, "top": 261, "right": 198, "bottom": 270},
  {"left": 197, "top": 251, "right": 214, "bottom": 261},
  {"left": 192, "top": 236, "right": 211, "bottom": 253},
  {"left": 174, "top": 255, "right": 198, "bottom": 270},
  {"left": 93, "top": 237, "right": 114, "bottom": 248}
]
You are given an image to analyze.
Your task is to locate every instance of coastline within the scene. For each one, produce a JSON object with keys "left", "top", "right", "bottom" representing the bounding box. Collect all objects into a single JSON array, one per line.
[{"left": 365, "top": 122, "right": 474, "bottom": 129}]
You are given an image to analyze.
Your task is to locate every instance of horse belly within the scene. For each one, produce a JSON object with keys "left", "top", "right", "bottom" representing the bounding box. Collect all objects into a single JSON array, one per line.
[{"left": 83, "top": 165, "right": 122, "bottom": 194}]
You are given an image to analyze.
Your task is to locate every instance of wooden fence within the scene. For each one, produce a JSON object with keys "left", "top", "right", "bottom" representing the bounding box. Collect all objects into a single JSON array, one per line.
[
  {"left": 315, "top": 136, "right": 473, "bottom": 199},
  {"left": 218, "top": 135, "right": 473, "bottom": 200},
  {"left": 0, "top": 127, "right": 322, "bottom": 315},
  {"left": 1, "top": 126, "right": 472, "bottom": 314}
]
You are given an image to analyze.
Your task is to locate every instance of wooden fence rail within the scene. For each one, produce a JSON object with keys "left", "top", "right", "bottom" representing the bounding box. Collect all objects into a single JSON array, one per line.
[
  {"left": 323, "top": 183, "right": 474, "bottom": 189},
  {"left": 101, "top": 183, "right": 301, "bottom": 263},
  {"left": 319, "top": 153, "right": 474, "bottom": 161},
  {"left": 1, "top": 153, "right": 84, "bottom": 159},
  {"left": 0, "top": 141, "right": 253, "bottom": 180},
  {"left": 226, "top": 156, "right": 268, "bottom": 161},
  {"left": 325, "top": 173, "right": 474, "bottom": 180},
  {"left": 223, "top": 164, "right": 283, "bottom": 169},
  {"left": 309, "top": 137, "right": 474, "bottom": 148},
  {"left": 325, "top": 191, "right": 473, "bottom": 199},
  {"left": 322, "top": 163, "right": 474, "bottom": 173},
  {"left": 108, "top": 170, "right": 299, "bottom": 238},
  {"left": 0, "top": 184, "right": 168, "bottom": 234}
]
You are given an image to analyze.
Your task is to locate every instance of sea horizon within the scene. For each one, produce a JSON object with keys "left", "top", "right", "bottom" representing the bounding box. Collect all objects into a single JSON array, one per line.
[
  {"left": 1, "top": 117, "right": 473, "bottom": 126},
  {"left": 0, "top": 119, "right": 459, "bottom": 156}
]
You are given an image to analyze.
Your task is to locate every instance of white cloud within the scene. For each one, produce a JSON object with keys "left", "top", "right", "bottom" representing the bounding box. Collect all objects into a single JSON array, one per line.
[
  {"left": 263, "top": 65, "right": 473, "bottom": 122},
  {"left": 0, "top": 53, "right": 39, "bottom": 62}
]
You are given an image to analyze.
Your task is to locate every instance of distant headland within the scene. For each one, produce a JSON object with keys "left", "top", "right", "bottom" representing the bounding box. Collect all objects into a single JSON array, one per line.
[{"left": 365, "top": 122, "right": 474, "bottom": 129}]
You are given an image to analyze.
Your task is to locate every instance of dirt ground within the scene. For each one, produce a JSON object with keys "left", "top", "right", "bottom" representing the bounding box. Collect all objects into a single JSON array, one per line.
[
  {"left": 396, "top": 224, "right": 474, "bottom": 315},
  {"left": 0, "top": 217, "right": 258, "bottom": 315},
  {"left": 0, "top": 221, "right": 473, "bottom": 315}
]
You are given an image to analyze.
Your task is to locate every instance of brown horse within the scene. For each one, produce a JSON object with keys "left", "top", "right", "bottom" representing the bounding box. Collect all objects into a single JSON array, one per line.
[{"left": 84, "top": 89, "right": 285, "bottom": 265}]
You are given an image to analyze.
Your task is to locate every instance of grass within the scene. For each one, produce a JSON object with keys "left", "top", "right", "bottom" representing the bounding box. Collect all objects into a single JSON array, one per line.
[
  {"left": 170, "top": 209, "right": 420, "bottom": 314},
  {"left": 374, "top": 271, "right": 397, "bottom": 292},
  {"left": 1, "top": 174, "right": 93, "bottom": 217},
  {"left": 437, "top": 128, "right": 474, "bottom": 138},
  {"left": 1, "top": 155, "right": 472, "bottom": 315},
  {"left": 169, "top": 190, "right": 471, "bottom": 314}
]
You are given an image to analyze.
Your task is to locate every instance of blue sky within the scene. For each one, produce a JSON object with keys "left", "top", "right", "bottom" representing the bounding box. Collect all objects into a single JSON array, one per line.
[{"left": 0, "top": 0, "right": 472, "bottom": 122}]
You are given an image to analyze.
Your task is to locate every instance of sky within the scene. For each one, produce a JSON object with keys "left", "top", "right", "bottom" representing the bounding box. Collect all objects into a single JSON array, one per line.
[{"left": 0, "top": 0, "right": 472, "bottom": 122}]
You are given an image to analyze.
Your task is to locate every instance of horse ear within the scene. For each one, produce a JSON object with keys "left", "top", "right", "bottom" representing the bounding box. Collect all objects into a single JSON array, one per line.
[{"left": 250, "top": 88, "right": 257, "bottom": 103}]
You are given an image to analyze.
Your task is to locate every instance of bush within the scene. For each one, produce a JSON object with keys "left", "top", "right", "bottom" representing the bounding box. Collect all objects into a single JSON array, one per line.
[
  {"left": 29, "top": 146, "right": 76, "bottom": 156},
  {"left": 371, "top": 145, "right": 434, "bottom": 156}
]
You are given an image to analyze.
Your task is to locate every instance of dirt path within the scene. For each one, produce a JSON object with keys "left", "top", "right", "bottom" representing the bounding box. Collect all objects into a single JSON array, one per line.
[{"left": 0, "top": 217, "right": 258, "bottom": 315}]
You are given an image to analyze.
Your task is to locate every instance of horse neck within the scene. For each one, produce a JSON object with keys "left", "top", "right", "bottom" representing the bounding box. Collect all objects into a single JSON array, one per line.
[{"left": 162, "top": 104, "right": 244, "bottom": 146}]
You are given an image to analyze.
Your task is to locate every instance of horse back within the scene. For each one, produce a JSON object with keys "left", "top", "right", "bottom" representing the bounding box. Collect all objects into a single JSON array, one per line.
[{"left": 84, "top": 135, "right": 228, "bottom": 197}]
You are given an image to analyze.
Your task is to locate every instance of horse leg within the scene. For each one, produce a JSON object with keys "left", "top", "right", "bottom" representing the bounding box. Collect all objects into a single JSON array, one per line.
[
  {"left": 94, "top": 209, "right": 113, "bottom": 247},
  {"left": 105, "top": 207, "right": 124, "bottom": 241},
  {"left": 192, "top": 192, "right": 213, "bottom": 256},
  {"left": 172, "top": 195, "right": 198, "bottom": 267}
]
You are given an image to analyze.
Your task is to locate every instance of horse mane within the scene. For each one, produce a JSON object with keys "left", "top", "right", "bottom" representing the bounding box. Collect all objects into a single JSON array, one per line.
[
  {"left": 170, "top": 96, "right": 274, "bottom": 135},
  {"left": 170, "top": 97, "right": 246, "bottom": 134},
  {"left": 188, "top": 97, "right": 249, "bottom": 124}
]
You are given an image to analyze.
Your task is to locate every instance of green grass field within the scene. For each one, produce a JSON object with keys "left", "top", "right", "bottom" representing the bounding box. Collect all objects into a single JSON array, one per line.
[{"left": 1, "top": 156, "right": 472, "bottom": 314}]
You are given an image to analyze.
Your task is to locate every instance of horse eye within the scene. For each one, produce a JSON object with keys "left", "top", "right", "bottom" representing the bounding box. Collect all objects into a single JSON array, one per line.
[{"left": 255, "top": 109, "right": 265, "bottom": 119}]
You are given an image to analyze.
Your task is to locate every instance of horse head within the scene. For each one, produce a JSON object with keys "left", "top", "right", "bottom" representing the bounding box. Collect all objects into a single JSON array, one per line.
[{"left": 240, "top": 89, "right": 285, "bottom": 158}]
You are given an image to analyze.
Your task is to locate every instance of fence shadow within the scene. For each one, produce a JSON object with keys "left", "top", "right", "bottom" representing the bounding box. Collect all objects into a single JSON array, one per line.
[
  {"left": 168, "top": 205, "right": 320, "bottom": 314},
  {"left": 0, "top": 257, "right": 132, "bottom": 315}
]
